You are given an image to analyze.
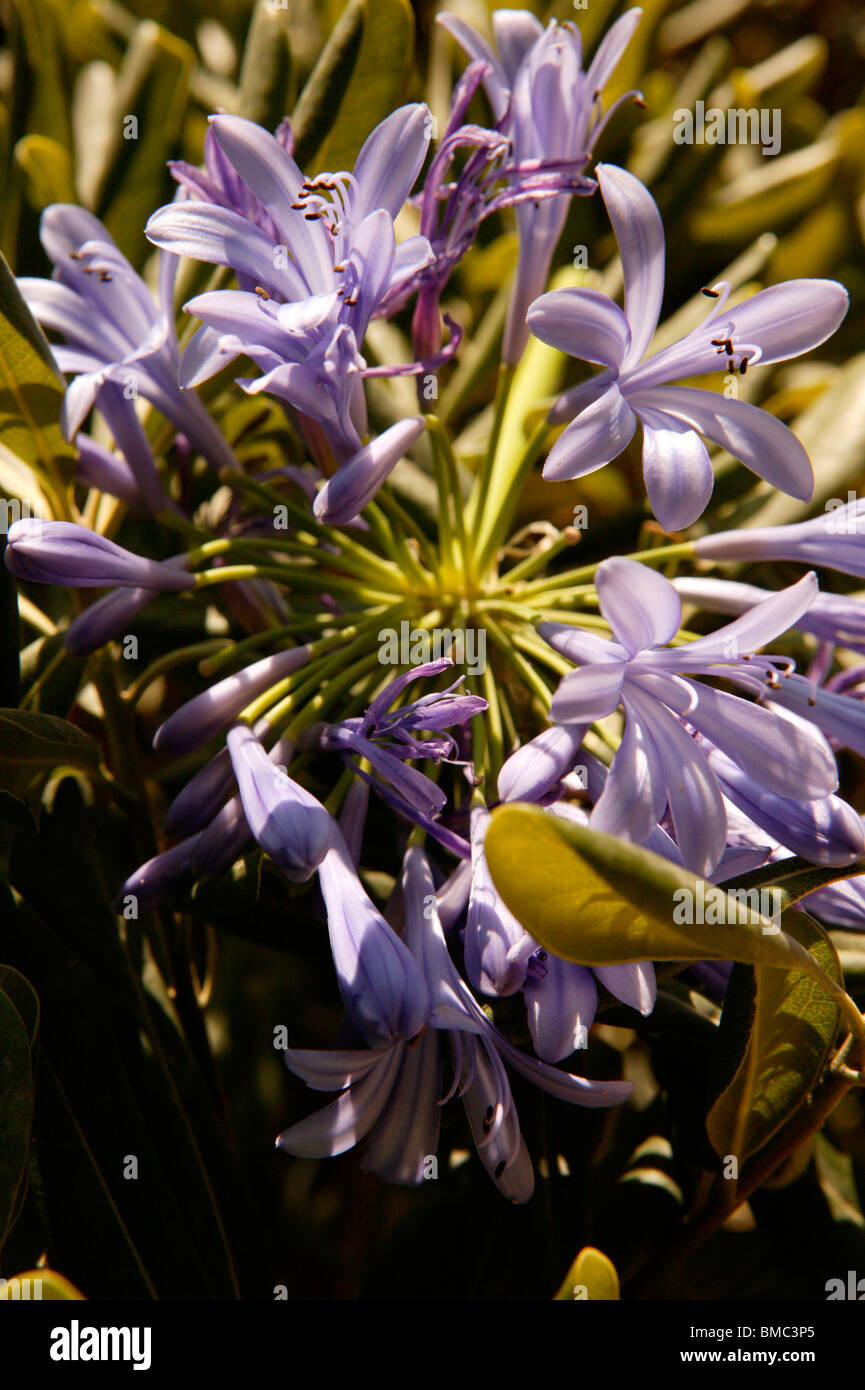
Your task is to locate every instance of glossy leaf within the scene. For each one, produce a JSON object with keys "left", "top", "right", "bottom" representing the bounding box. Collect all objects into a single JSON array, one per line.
[
  {"left": 706, "top": 912, "right": 842, "bottom": 1165},
  {"left": 486, "top": 804, "right": 837, "bottom": 982},
  {"left": 0, "top": 247, "right": 74, "bottom": 480}
]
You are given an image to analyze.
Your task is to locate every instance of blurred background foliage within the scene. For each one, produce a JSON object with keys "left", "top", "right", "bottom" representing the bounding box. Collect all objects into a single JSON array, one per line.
[{"left": 3, "top": 0, "right": 865, "bottom": 1300}]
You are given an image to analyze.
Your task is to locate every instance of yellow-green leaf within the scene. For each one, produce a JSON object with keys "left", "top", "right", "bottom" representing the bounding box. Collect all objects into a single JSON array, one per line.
[
  {"left": 0, "top": 248, "right": 75, "bottom": 484},
  {"left": 554, "top": 1246, "right": 620, "bottom": 1301},
  {"left": 484, "top": 804, "right": 839, "bottom": 983}
]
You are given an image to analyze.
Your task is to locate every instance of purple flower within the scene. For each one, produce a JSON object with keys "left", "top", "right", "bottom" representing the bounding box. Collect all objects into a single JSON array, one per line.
[
  {"left": 18, "top": 203, "right": 236, "bottom": 476},
  {"left": 404, "top": 58, "right": 593, "bottom": 359},
  {"left": 154, "top": 646, "right": 311, "bottom": 754},
  {"left": 439, "top": 9, "right": 642, "bottom": 363},
  {"left": 674, "top": 575, "right": 865, "bottom": 656},
  {"left": 226, "top": 724, "right": 334, "bottom": 882},
  {"left": 307, "top": 658, "right": 486, "bottom": 834},
  {"left": 312, "top": 417, "right": 426, "bottom": 524},
  {"left": 527, "top": 164, "right": 849, "bottom": 527},
  {"left": 693, "top": 497, "right": 865, "bottom": 577},
  {"left": 5, "top": 519, "right": 195, "bottom": 591},
  {"left": 539, "top": 557, "right": 838, "bottom": 876},
  {"left": 146, "top": 107, "right": 434, "bottom": 459},
  {"left": 317, "top": 831, "right": 431, "bottom": 1047},
  {"left": 277, "top": 845, "right": 631, "bottom": 1198}
]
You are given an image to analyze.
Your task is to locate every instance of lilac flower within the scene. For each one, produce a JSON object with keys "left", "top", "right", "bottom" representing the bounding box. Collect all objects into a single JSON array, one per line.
[
  {"left": 5, "top": 519, "right": 195, "bottom": 591},
  {"left": 527, "top": 165, "right": 849, "bottom": 528},
  {"left": 403, "top": 58, "right": 593, "bottom": 359},
  {"left": 312, "top": 417, "right": 426, "bottom": 524},
  {"left": 539, "top": 557, "right": 838, "bottom": 876},
  {"left": 673, "top": 575, "right": 865, "bottom": 656},
  {"left": 18, "top": 203, "right": 236, "bottom": 476},
  {"left": 169, "top": 119, "right": 294, "bottom": 254},
  {"left": 277, "top": 846, "right": 631, "bottom": 1197},
  {"left": 145, "top": 108, "right": 434, "bottom": 459},
  {"left": 154, "top": 645, "right": 312, "bottom": 754},
  {"left": 439, "top": 9, "right": 643, "bottom": 363},
  {"left": 75, "top": 431, "right": 172, "bottom": 514},
  {"left": 306, "top": 658, "right": 486, "bottom": 834},
  {"left": 226, "top": 724, "right": 334, "bottom": 882},
  {"left": 693, "top": 497, "right": 865, "bottom": 577}
]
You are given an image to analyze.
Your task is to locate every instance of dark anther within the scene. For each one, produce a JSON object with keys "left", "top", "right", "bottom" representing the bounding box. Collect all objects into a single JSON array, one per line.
[
  {"left": 69, "top": 250, "right": 84, "bottom": 260},
  {"left": 333, "top": 263, "right": 346, "bottom": 272},
  {"left": 254, "top": 286, "right": 270, "bottom": 300},
  {"left": 701, "top": 287, "right": 720, "bottom": 298},
  {"left": 633, "top": 95, "right": 647, "bottom": 108},
  {"left": 98, "top": 270, "right": 112, "bottom": 282},
  {"left": 739, "top": 356, "right": 749, "bottom": 375}
]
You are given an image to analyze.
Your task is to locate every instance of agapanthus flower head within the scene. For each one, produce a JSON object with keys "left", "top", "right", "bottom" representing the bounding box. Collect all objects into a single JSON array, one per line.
[
  {"left": 539, "top": 557, "right": 840, "bottom": 876},
  {"left": 528, "top": 164, "right": 849, "bottom": 528},
  {"left": 146, "top": 106, "right": 435, "bottom": 459}
]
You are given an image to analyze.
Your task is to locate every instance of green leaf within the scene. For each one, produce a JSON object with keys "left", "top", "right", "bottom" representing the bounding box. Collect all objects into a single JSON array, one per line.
[
  {"left": 237, "top": 1, "right": 294, "bottom": 130},
  {"left": 706, "top": 912, "right": 842, "bottom": 1165},
  {"left": 15, "top": 134, "right": 77, "bottom": 210},
  {"left": 292, "top": 0, "right": 414, "bottom": 174},
  {"left": 718, "top": 855, "right": 865, "bottom": 912},
  {"left": 0, "top": 710, "right": 99, "bottom": 793},
  {"left": 289, "top": 0, "right": 365, "bottom": 170},
  {"left": 0, "top": 969, "right": 38, "bottom": 1251},
  {"left": 93, "top": 22, "right": 195, "bottom": 267},
  {"left": 0, "top": 247, "right": 75, "bottom": 482},
  {"left": 484, "top": 804, "right": 843, "bottom": 985}
]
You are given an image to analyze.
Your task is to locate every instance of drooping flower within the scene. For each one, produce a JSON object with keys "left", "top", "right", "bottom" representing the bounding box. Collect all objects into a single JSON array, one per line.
[
  {"left": 277, "top": 845, "right": 632, "bottom": 1198},
  {"left": 18, "top": 203, "right": 237, "bottom": 479},
  {"left": 145, "top": 107, "right": 435, "bottom": 460},
  {"left": 303, "top": 658, "right": 486, "bottom": 850},
  {"left": 539, "top": 557, "right": 840, "bottom": 876},
  {"left": 527, "top": 164, "right": 849, "bottom": 528},
  {"left": 226, "top": 723, "right": 334, "bottom": 882},
  {"left": 439, "top": 8, "right": 643, "bottom": 362},
  {"left": 403, "top": 57, "right": 594, "bottom": 359}
]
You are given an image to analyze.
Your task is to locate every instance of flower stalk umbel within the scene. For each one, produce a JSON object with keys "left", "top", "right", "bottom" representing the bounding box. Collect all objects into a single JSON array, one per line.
[{"left": 7, "top": 3, "right": 865, "bottom": 1220}]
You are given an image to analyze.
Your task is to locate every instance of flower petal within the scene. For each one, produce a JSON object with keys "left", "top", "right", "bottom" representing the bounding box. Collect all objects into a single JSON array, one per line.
[
  {"left": 543, "top": 381, "right": 636, "bottom": 481},
  {"left": 549, "top": 661, "right": 625, "bottom": 724},
  {"left": 595, "top": 555, "right": 682, "bottom": 654},
  {"left": 636, "top": 405, "right": 715, "bottom": 530},
  {"left": 596, "top": 164, "right": 664, "bottom": 371},
  {"left": 352, "top": 104, "right": 432, "bottom": 221},
  {"left": 527, "top": 286, "right": 631, "bottom": 367},
  {"left": 632, "top": 385, "right": 814, "bottom": 502}
]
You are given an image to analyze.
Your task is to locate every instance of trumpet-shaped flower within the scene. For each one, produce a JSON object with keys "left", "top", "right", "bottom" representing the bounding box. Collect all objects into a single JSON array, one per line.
[
  {"left": 146, "top": 107, "right": 434, "bottom": 459},
  {"left": 528, "top": 164, "right": 849, "bottom": 528},
  {"left": 439, "top": 9, "right": 642, "bottom": 362},
  {"left": 539, "top": 557, "right": 839, "bottom": 876}
]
